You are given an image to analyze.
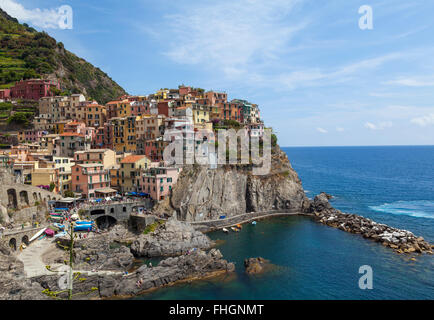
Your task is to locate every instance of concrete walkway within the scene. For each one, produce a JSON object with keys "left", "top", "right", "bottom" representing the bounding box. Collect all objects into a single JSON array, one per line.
[
  {"left": 17, "top": 238, "right": 54, "bottom": 278},
  {"left": 17, "top": 238, "right": 124, "bottom": 279}
]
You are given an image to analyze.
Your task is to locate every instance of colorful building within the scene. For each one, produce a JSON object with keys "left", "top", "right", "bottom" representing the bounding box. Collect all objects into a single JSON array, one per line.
[
  {"left": 11, "top": 79, "right": 60, "bottom": 101},
  {"left": 71, "top": 163, "right": 111, "bottom": 198},
  {"left": 74, "top": 149, "right": 116, "bottom": 169},
  {"left": 138, "top": 167, "right": 181, "bottom": 201},
  {"left": 119, "top": 155, "right": 151, "bottom": 193},
  {"left": 55, "top": 133, "right": 90, "bottom": 158}
]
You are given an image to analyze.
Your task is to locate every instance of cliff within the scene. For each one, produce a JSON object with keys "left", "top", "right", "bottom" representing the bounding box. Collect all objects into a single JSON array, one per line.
[{"left": 155, "top": 145, "right": 310, "bottom": 221}]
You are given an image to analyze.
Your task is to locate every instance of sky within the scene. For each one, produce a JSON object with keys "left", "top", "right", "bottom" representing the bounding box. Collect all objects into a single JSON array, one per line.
[{"left": 1, "top": 0, "right": 434, "bottom": 146}]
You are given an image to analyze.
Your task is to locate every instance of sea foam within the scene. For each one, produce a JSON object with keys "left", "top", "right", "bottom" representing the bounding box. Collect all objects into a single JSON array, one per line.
[{"left": 369, "top": 200, "right": 434, "bottom": 219}]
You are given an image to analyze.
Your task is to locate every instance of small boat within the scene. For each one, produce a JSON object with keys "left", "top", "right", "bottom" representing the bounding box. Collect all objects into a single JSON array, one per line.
[
  {"left": 236, "top": 224, "right": 242, "bottom": 229},
  {"left": 75, "top": 221, "right": 93, "bottom": 225},
  {"left": 54, "top": 231, "right": 67, "bottom": 238},
  {"left": 231, "top": 227, "right": 239, "bottom": 232},
  {"left": 252, "top": 221, "right": 257, "bottom": 225},
  {"left": 222, "top": 228, "right": 229, "bottom": 233},
  {"left": 29, "top": 228, "right": 47, "bottom": 242}
]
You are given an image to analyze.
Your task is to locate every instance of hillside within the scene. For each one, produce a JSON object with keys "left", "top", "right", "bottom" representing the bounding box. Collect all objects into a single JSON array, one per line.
[{"left": 0, "top": 8, "right": 127, "bottom": 104}]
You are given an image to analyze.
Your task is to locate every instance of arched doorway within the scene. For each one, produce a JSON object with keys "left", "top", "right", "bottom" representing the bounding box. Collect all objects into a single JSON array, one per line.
[
  {"left": 9, "top": 238, "right": 17, "bottom": 251},
  {"left": 95, "top": 215, "right": 117, "bottom": 230},
  {"left": 22, "top": 235, "right": 29, "bottom": 246},
  {"left": 33, "top": 192, "right": 37, "bottom": 201},
  {"left": 7, "top": 189, "right": 17, "bottom": 209},
  {"left": 20, "top": 191, "right": 29, "bottom": 206}
]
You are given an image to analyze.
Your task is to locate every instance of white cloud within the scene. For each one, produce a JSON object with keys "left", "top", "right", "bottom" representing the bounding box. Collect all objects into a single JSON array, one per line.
[
  {"left": 0, "top": 0, "right": 69, "bottom": 29},
  {"left": 411, "top": 114, "right": 434, "bottom": 127},
  {"left": 316, "top": 127, "right": 328, "bottom": 134},
  {"left": 364, "top": 121, "right": 393, "bottom": 130},
  {"left": 161, "top": 0, "right": 305, "bottom": 77},
  {"left": 384, "top": 77, "right": 434, "bottom": 87}
]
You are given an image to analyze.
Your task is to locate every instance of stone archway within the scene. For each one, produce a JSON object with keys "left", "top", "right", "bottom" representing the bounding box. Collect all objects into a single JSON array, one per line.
[
  {"left": 38, "top": 193, "right": 42, "bottom": 201},
  {"left": 19, "top": 190, "right": 29, "bottom": 206},
  {"left": 22, "top": 235, "right": 29, "bottom": 246},
  {"left": 7, "top": 189, "right": 17, "bottom": 209},
  {"left": 9, "top": 238, "right": 17, "bottom": 251},
  {"left": 33, "top": 192, "right": 38, "bottom": 201},
  {"left": 95, "top": 215, "right": 117, "bottom": 230}
]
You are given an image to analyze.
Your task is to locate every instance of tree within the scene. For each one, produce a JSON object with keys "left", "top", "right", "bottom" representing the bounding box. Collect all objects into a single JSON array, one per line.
[{"left": 49, "top": 182, "right": 56, "bottom": 192}]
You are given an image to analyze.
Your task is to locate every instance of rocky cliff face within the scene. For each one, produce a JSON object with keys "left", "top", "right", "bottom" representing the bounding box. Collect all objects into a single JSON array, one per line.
[{"left": 156, "top": 145, "right": 309, "bottom": 221}]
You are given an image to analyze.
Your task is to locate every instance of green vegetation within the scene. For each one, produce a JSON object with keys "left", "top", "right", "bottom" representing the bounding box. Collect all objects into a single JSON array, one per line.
[
  {"left": 0, "top": 8, "right": 127, "bottom": 103},
  {"left": 143, "top": 220, "right": 165, "bottom": 235},
  {"left": 63, "top": 190, "right": 75, "bottom": 198},
  {"left": 6, "top": 111, "right": 32, "bottom": 125},
  {"left": 271, "top": 134, "right": 278, "bottom": 147}
]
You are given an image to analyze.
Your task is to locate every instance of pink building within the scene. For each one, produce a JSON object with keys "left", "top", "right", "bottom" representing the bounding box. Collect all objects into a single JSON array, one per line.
[
  {"left": 18, "top": 130, "right": 45, "bottom": 143},
  {"left": 11, "top": 79, "right": 60, "bottom": 101},
  {"left": 71, "top": 163, "right": 111, "bottom": 198},
  {"left": 138, "top": 167, "right": 181, "bottom": 201},
  {"left": 0, "top": 89, "right": 11, "bottom": 100}
]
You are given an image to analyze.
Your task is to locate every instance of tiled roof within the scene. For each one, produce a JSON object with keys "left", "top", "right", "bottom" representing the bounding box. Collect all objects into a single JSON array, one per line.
[
  {"left": 60, "top": 132, "right": 85, "bottom": 137},
  {"left": 121, "top": 155, "right": 147, "bottom": 164}
]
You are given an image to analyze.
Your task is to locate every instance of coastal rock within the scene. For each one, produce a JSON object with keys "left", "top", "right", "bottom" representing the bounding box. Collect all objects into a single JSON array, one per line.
[
  {"left": 310, "top": 193, "right": 433, "bottom": 255},
  {"left": 244, "top": 257, "right": 268, "bottom": 274},
  {"left": 32, "top": 249, "right": 235, "bottom": 299},
  {"left": 73, "top": 230, "right": 135, "bottom": 272},
  {"left": 130, "top": 218, "right": 212, "bottom": 257}
]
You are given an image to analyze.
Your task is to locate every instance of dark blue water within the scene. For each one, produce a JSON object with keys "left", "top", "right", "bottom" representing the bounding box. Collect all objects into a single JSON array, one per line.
[{"left": 139, "top": 146, "right": 434, "bottom": 300}]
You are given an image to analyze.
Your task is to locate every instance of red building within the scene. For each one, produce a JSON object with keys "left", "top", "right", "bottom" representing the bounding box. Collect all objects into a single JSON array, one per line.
[
  {"left": 0, "top": 89, "right": 11, "bottom": 100},
  {"left": 157, "top": 101, "right": 170, "bottom": 117},
  {"left": 10, "top": 79, "right": 60, "bottom": 101}
]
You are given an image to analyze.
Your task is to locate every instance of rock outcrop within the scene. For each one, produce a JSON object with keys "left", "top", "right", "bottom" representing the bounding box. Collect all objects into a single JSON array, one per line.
[
  {"left": 310, "top": 193, "right": 433, "bottom": 254},
  {"left": 156, "top": 146, "right": 309, "bottom": 221},
  {"left": 0, "top": 243, "right": 47, "bottom": 300},
  {"left": 131, "top": 218, "right": 212, "bottom": 257},
  {"left": 33, "top": 248, "right": 234, "bottom": 299},
  {"left": 244, "top": 257, "right": 269, "bottom": 275}
]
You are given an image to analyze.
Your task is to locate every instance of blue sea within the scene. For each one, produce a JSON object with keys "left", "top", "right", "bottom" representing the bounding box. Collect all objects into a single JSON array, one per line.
[{"left": 138, "top": 146, "right": 434, "bottom": 300}]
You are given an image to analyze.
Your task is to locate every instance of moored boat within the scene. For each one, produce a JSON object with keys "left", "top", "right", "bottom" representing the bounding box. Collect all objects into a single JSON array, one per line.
[
  {"left": 231, "top": 227, "right": 239, "bottom": 232},
  {"left": 222, "top": 228, "right": 229, "bottom": 233}
]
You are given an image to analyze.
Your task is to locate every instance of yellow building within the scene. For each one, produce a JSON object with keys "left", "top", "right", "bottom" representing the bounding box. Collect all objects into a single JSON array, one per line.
[
  {"left": 110, "top": 116, "right": 136, "bottom": 154},
  {"left": 53, "top": 121, "right": 68, "bottom": 134},
  {"left": 31, "top": 167, "right": 59, "bottom": 193},
  {"left": 118, "top": 100, "right": 132, "bottom": 117},
  {"left": 155, "top": 89, "right": 169, "bottom": 101},
  {"left": 119, "top": 155, "right": 151, "bottom": 193}
]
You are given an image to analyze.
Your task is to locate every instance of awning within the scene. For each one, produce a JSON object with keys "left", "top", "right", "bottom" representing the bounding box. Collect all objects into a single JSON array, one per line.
[{"left": 95, "top": 187, "right": 117, "bottom": 194}]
